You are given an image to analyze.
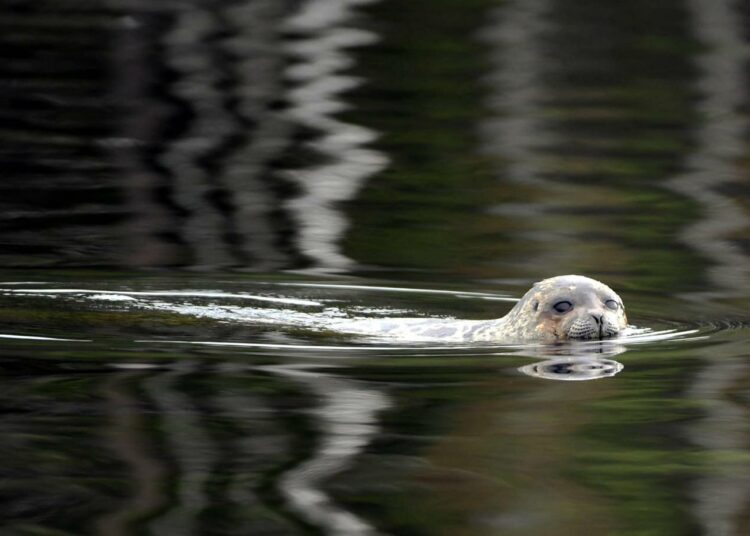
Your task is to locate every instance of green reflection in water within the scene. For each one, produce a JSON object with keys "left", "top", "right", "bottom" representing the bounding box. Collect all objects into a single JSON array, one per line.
[{"left": 344, "top": 0, "right": 708, "bottom": 297}]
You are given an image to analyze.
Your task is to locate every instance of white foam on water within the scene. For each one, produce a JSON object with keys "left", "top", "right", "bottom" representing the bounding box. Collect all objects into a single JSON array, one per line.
[{"left": 89, "top": 294, "right": 138, "bottom": 302}]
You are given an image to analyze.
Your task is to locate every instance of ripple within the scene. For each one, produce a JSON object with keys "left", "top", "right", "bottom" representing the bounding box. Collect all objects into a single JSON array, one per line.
[
  {"left": 692, "top": 319, "right": 750, "bottom": 332},
  {"left": 134, "top": 339, "right": 487, "bottom": 353},
  {"left": 0, "top": 283, "right": 726, "bottom": 354},
  {"left": 614, "top": 327, "right": 704, "bottom": 344},
  {"left": 136, "top": 326, "right": 702, "bottom": 355},
  {"left": 0, "top": 287, "right": 323, "bottom": 307},
  {"left": 0, "top": 333, "right": 90, "bottom": 342},
  {"left": 277, "top": 282, "right": 518, "bottom": 301}
]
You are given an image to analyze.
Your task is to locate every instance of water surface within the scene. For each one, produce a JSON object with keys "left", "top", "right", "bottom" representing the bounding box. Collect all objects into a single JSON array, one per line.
[{"left": 3, "top": 0, "right": 750, "bottom": 534}]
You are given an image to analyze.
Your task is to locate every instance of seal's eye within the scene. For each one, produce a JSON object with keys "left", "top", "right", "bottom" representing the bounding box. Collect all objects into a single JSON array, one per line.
[
  {"left": 605, "top": 299, "right": 619, "bottom": 310},
  {"left": 553, "top": 301, "right": 573, "bottom": 313}
]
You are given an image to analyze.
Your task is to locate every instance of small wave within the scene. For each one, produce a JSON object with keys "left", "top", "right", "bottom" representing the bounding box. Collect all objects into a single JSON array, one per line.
[
  {"left": 0, "top": 281, "right": 55, "bottom": 285},
  {"left": 0, "top": 288, "right": 323, "bottom": 307},
  {"left": 277, "top": 282, "right": 518, "bottom": 301},
  {"left": 134, "top": 326, "right": 701, "bottom": 355},
  {"left": 134, "top": 339, "right": 486, "bottom": 352},
  {"left": 692, "top": 319, "right": 750, "bottom": 332},
  {"left": 610, "top": 326, "right": 704, "bottom": 344},
  {"left": 0, "top": 333, "right": 91, "bottom": 342}
]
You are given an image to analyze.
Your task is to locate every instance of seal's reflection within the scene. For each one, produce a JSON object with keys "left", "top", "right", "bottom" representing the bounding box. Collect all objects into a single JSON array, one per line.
[
  {"left": 519, "top": 357, "right": 623, "bottom": 381},
  {"left": 516, "top": 341, "right": 625, "bottom": 381}
]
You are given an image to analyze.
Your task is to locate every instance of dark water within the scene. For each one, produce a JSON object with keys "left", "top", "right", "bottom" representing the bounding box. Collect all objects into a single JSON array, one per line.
[{"left": 3, "top": 0, "right": 750, "bottom": 534}]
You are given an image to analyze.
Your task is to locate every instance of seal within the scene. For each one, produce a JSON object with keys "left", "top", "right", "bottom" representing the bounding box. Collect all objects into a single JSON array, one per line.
[
  {"left": 468, "top": 274, "right": 628, "bottom": 342},
  {"left": 339, "top": 275, "right": 628, "bottom": 343}
]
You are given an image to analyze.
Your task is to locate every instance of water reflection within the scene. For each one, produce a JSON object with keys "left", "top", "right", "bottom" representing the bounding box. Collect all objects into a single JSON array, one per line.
[
  {"left": 283, "top": 0, "right": 389, "bottom": 272},
  {"left": 146, "top": 361, "right": 218, "bottom": 534},
  {"left": 477, "top": 0, "right": 622, "bottom": 278},
  {"left": 479, "top": 0, "right": 552, "bottom": 189},
  {"left": 265, "top": 364, "right": 390, "bottom": 535},
  {"left": 684, "top": 349, "right": 750, "bottom": 536},
  {"left": 157, "top": 1, "right": 294, "bottom": 269},
  {"left": 510, "top": 336, "right": 627, "bottom": 381},
  {"left": 95, "top": 362, "right": 317, "bottom": 535},
  {"left": 97, "top": 361, "right": 391, "bottom": 535},
  {"left": 115, "top": 0, "right": 390, "bottom": 272},
  {"left": 98, "top": 370, "right": 168, "bottom": 536},
  {"left": 675, "top": 2, "right": 750, "bottom": 534},
  {"left": 668, "top": 0, "right": 750, "bottom": 303},
  {"left": 4, "top": 0, "right": 750, "bottom": 534},
  {"left": 519, "top": 357, "right": 623, "bottom": 381},
  {"left": 1, "top": 0, "right": 387, "bottom": 271}
]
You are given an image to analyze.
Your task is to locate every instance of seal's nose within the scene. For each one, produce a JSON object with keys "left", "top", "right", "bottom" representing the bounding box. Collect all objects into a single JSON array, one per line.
[{"left": 591, "top": 313, "right": 604, "bottom": 338}]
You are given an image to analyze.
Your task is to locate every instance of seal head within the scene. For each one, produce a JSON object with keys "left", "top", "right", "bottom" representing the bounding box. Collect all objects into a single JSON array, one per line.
[{"left": 498, "top": 275, "right": 627, "bottom": 342}]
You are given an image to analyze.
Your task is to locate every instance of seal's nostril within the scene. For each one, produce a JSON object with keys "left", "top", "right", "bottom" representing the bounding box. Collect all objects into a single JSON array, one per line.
[{"left": 591, "top": 314, "right": 602, "bottom": 325}]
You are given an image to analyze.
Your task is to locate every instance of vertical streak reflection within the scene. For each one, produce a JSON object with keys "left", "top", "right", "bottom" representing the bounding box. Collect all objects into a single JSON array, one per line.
[
  {"left": 112, "top": 12, "right": 186, "bottom": 268},
  {"left": 678, "top": 1, "right": 750, "bottom": 534},
  {"left": 478, "top": 0, "right": 554, "bottom": 189},
  {"left": 669, "top": 0, "right": 750, "bottom": 301},
  {"left": 263, "top": 364, "right": 390, "bottom": 536},
  {"left": 145, "top": 362, "right": 216, "bottom": 536},
  {"left": 159, "top": 1, "right": 295, "bottom": 270},
  {"left": 160, "top": 6, "right": 237, "bottom": 268},
  {"left": 477, "top": 0, "right": 578, "bottom": 274},
  {"left": 283, "top": 0, "right": 389, "bottom": 272},
  {"left": 217, "top": 0, "right": 296, "bottom": 270},
  {"left": 685, "top": 354, "right": 750, "bottom": 536},
  {"left": 97, "top": 372, "right": 168, "bottom": 536}
]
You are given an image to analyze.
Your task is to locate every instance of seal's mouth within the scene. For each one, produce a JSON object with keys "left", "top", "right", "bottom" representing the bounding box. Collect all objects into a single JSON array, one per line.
[
  {"left": 567, "top": 331, "right": 619, "bottom": 341},
  {"left": 566, "top": 318, "right": 620, "bottom": 340}
]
